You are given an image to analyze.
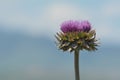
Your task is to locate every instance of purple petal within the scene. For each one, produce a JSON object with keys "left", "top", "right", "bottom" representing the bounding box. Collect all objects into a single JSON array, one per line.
[{"left": 60, "top": 20, "right": 91, "bottom": 33}]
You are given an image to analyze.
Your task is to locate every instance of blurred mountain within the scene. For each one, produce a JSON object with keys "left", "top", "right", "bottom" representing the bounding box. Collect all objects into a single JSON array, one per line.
[{"left": 0, "top": 30, "right": 120, "bottom": 80}]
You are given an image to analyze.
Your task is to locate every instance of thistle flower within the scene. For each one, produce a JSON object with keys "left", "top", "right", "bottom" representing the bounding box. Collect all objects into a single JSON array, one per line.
[
  {"left": 55, "top": 20, "right": 99, "bottom": 80},
  {"left": 60, "top": 20, "right": 91, "bottom": 33}
]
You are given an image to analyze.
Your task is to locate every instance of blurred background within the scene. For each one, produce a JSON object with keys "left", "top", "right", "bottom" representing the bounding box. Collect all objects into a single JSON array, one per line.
[{"left": 0, "top": 0, "right": 120, "bottom": 80}]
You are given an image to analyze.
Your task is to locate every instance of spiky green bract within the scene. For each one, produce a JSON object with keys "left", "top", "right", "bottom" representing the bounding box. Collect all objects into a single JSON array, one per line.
[{"left": 55, "top": 30, "right": 98, "bottom": 52}]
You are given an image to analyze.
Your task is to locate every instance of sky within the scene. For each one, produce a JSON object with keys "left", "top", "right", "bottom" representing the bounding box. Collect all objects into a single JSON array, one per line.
[{"left": 0, "top": 0, "right": 120, "bottom": 80}]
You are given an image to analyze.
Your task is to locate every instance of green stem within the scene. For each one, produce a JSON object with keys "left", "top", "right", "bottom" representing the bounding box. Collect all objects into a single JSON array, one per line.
[{"left": 74, "top": 49, "right": 80, "bottom": 80}]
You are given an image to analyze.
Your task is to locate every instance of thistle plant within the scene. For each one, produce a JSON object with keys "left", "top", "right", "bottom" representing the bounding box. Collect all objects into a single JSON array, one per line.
[{"left": 55, "top": 20, "right": 99, "bottom": 80}]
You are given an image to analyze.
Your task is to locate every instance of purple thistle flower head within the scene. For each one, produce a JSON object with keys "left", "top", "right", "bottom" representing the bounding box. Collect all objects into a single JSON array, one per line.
[{"left": 60, "top": 20, "right": 91, "bottom": 33}]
